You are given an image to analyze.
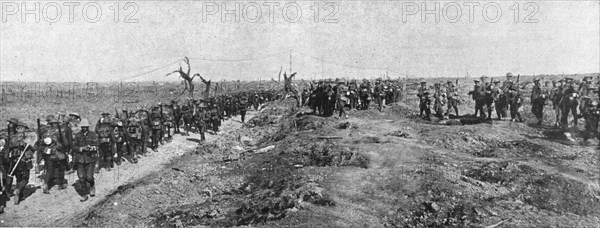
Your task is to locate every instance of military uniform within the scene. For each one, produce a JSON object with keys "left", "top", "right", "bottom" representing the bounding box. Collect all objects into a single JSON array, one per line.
[
  {"left": 507, "top": 86, "right": 523, "bottom": 122},
  {"left": 531, "top": 79, "right": 547, "bottom": 125},
  {"left": 481, "top": 76, "right": 494, "bottom": 120},
  {"left": 1, "top": 119, "right": 34, "bottom": 206},
  {"left": 491, "top": 80, "right": 503, "bottom": 120},
  {"left": 335, "top": 82, "right": 349, "bottom": 118},
  {"left": 112, "top": 119, "right": 128, "bottom": 165},
  {"left": 72, "top": 119, "right": 99, "bottom": 201},
  {"left": 499, "top": 73, "right": 515, "bottom": 120},
  {"left": 560, "top": 78, "right": 579, "bottom": 128},
  {"left": 432, "top": 83, "right": 447, "bottom": 118},
  {"left": 583, "top": 87, "right": 600, "bottom": 143},
  {"left": 125, "top": 116, "right": 142, "bottom": 163},
  {"left": 95, "top": 113, "right": 114, "bottom": 172},
  {"left": 468, "top": 80, "right": 485, "bottom": 117},
  {"left": 171, "top": 100, "right": 182, "bottom": 134},
  {"left": 39, "top": 116, "right": 68, "bottom": 194},
  {"left": 374, "top": 81, "right": 385, "bottom": 111},
  {"left": 420, "top": 91, "right": 432, "bottom": 120},
  {"left": 417, "top": 82, "right": 428, "bottom": 117},
  {"left": 550, "top": 80, "right": 563, "bottom": 126},
  {"left": 445, "top": 81, "right": 459, "bottom": 117},
  {"left": 578, "top": 76, "right": 594, "bottom": 119},
  {"left": 196, "top": 106, "right": 208, "bottom": 141},
  {"left": 150, "top": 110, "right": 163, "bottom": 152},
  {"left": 238, "top": 98, "right": 248, "bottom": 123}
]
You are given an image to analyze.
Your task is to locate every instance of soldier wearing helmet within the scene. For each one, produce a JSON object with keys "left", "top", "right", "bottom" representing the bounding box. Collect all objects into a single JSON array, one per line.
[
  {"left": 491, "top": 79, "right": 504, "bottom": 120},
  {"left": 445, "top": 80, "right": 459, "bottom": 118},
  {"left": 531, "top": 78, "right": 548, "bottom": 125},
  {"left": 498, "top": 73, "right": 515, "bottom": 119},
  {"left": 468, "top": 79, "right": 485, "bottom": 118},
  {"left": 72, "top": 118, "right": 99, "bottom": 202},
  {"left": 480, "top": 76, "right": 494, "bottom": 120},
  {"left": 38, "top": 115, "right": 68, "bottom": 194},
  {"left": 1, "top": 118, "right": 34, "bottom": 207},
  {"left": 582, "top": 86, "right": 600, "bottom": 144},
  {"left": 94, "top": 113, "right": 114, "bottom": 173}
]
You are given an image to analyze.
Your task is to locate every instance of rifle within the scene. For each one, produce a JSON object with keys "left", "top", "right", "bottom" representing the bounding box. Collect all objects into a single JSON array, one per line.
[
  {"left": 34, "top": 118, "right": 41, "bottom": 174},
  {"left": 1, "top": 123, "right": 9, "bottom": 193},
  {"left": 8, "top": 144, "right": 29, "bottom": 178},
  {"left": 6, "top": 123, "right": 11, "bottom": 161}
]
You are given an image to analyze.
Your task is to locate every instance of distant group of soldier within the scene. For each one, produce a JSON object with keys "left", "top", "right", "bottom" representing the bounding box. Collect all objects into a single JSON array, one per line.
[
  {"left": 0, "top": 90, "right": 277, "bottom": 213},
  {"left": 416, "top": 72, "right": 600, "bottom": 142},
  {"left": 300, "top": 78, "right": 404, "bottom": 118}
]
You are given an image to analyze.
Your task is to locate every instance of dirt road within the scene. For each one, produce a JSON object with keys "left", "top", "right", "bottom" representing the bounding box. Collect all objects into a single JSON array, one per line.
[{"left": 0, "top": 114, "right": 250, "bottom": 227}]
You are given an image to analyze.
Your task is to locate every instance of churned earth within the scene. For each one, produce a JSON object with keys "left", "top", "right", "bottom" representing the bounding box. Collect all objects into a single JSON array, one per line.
[{"left": 38, "top": 97, "right": 600, "bottom": 227}]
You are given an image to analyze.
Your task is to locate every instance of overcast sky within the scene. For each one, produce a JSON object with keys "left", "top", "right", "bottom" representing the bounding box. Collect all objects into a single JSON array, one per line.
[{"left": 0, "top": 1, "right": 598, "bottom": 82}]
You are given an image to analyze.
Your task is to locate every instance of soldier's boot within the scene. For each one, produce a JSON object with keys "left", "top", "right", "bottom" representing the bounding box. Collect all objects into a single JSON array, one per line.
[
  {"left": 90, "top": 185, "right": 96, "bottom": 197},
  {"left": 42, "top": 183, "right": 50, "bottom": 194},
  {"left": 80, "top": 194, "right": 89, "bottom": 202},
  {"left": 59, "top": 180, "right": 68, "bottom": 190},
  {"left": 13, "top": 189, "right": 20, "bottom": 205}
]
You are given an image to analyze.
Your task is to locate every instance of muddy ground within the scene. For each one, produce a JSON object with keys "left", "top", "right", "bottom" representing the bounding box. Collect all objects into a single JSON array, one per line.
[{"left": 48, "top": 98, "right": 600, "bottom": 228}]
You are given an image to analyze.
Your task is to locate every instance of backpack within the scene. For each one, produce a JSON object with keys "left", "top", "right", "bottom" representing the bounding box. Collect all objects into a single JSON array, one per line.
[{"left": 97, "top": 123, "right": 112, "bottom": 143}]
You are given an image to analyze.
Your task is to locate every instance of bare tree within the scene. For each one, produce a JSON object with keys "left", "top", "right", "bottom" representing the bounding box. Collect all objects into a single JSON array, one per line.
[{"left": 166, "top": 57, "right": 198, "bottom": 98}]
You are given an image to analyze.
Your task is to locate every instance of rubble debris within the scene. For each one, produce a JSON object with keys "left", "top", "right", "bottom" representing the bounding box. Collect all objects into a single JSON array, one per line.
[{"left": 385, "top": 130, "right": 410, "bottom": 138}]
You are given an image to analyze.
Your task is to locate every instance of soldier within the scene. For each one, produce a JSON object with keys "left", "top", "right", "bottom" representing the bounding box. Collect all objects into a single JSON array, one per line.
[
  {"left": 95, "top": 113, "right": 114, "bottom": 172},
  {"left": 531, "top": 78, "right": 547, "bottom": 125},
  {"left": 0, "top": 140, "right": 6, "bottom": 213},
  {"left": 432, "top": 82, "right": 447, "bottom": 119},
  {"left": 238, "top": 97, "right": 248, "bottom": 123},
  {"left": 420, "top": 91, "right": 432, "bottom": 120},
  {"left": 445, "top": 80, "right": 459, "bottom": 118},
  {"left": 468, "top": 79, "right": 484, "bottom": 117},
  {"left": 72, "top": 119, "right": 99, "bottom": 202},
  {"left": 361, "top": 79, "right": 373, "bottom": 110},
  {"left": 491, "top": 80, "right": 504, "bottom": 120},
  {"left": 2, "top": 118, "right": 35, "bottom": 205},
  {"left": 125, "top": 115, "right": 141, "bottom": 164},
  {"left": 66, "top": 113, "right": 81, "bottom": 174},
  {"left": 195, "top": 104, "right": 208, "bottom": 141},
  {"left": 39, "top": 115, "right": 68, "bottom": 194},
  {"left": 560, "top": 78, "right": 580, "bottom": 128},
  {"left": 336, "top": 81, "right": 349, "bottom": 118},
  {"left": 112, "top": 118, "right": 128, "bottom": 165},
  {"left": 417, "top": 81, "right": 428, "bottom": 117},
  {"left": 149, "top": 109, "right": 163, "bottom": 152},
  {"left": 499, "top": 73, "right": 515, "bottom": 120},
  {"left": 578, "top": 76, "right": 594, "bottom": 118},
  {"left": 171, "top": 100, "right": 182, "bottom": 134},
  {"left": 481, "top": 76, "right": 495, "bottom": 120},
  {"left": 181, "top": 101, "right": 193, "bottom": 135},
  {"left": 507, "top": 86, "right": 524, "bottom": 122},
  {"left": 348, "top": 80, "right": 359, "bottom": 110},
  {"left": 374, "top": 79, "right": 385, "bottom": 112},
  {"left": 582, "top": 87, "right": 600, "bottom": 144},
  {"left": 550, "top": 80, "right": 563, "bottom": 127},
  {"left": 210, "top": 103, "right": 220, "bottom": 134}
]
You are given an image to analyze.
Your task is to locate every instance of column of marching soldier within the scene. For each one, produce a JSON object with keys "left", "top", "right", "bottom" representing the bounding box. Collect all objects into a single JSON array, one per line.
[
  {"left": 300, "top": 73, "right": 600, "bottom": 141},
  {"left": 0, "top": 90, "right": 279, "bottom": 213}
]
